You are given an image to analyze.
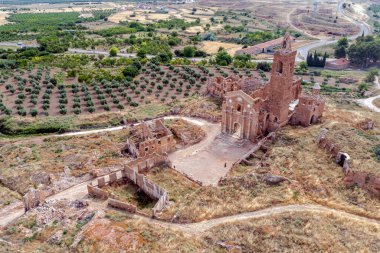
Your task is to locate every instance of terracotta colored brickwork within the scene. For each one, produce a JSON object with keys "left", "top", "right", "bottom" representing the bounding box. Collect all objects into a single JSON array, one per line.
[
  {"left": 207, "top": 34, "right": 325, "bottom": 141},
  {"left": 122, "top": 119, "right": 175, "bottom": 158},
  {"left": 87, "top": 155, "right": 170, "bottom": 216},
  {"left": 108, "top": 198, "right": 137, "bottom": 213}
]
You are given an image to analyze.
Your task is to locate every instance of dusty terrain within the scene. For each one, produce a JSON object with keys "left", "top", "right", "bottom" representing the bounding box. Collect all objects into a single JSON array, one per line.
[
  {"left": 199, "top": 41, "right": 243, "bottom": 56},
  {"left": 0, "top": 12, "right": 9, "bottom": 26}
]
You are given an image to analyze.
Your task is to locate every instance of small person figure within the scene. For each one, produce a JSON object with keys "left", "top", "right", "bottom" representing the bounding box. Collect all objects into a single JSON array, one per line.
[{"left": 224, "top": 162, "right": 227, "bottom": 167}]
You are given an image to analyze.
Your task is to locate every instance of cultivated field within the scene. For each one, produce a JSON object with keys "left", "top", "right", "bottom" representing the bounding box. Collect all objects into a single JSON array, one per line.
[
  {"left": 0, "top": 65, "right": 268, "bottom": 117},
  {"left": 199, "top": 41, "right": 243, "bottom": 55}
]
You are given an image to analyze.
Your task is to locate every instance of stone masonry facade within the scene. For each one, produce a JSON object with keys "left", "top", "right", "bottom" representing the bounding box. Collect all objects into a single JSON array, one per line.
[
  {"left": 206, "top": 33, "right": 325, "bottom": 142},
  {"left": 121, "top": 119, "right": 175, "bottom": 158}
]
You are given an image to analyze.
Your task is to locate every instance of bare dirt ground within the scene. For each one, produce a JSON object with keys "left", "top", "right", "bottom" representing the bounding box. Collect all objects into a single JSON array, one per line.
[
  {"left": 199, "top": 41, "right": 243, "bottom": 56},
  {"left": 0, "top": 12, "right": 9, "bottom": 26},
  {"left": 167, "top": 117, "right": 255, "bottom": 185}
]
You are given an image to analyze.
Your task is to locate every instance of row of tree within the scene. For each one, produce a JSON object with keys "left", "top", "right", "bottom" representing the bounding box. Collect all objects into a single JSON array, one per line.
[{"left": 306, "top": 51, "right": 327, "bottom": 67}]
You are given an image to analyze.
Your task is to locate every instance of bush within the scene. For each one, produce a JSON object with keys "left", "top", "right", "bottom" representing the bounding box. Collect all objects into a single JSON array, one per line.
[
  {"left": 73, "top": 108, "right": 81, "bottom": 115},
  {"left": 17, "top": 109, "right": 27, "bottom": 116},
  {"left": 30, "top": 109, "right": 38, "bottom": 117}
]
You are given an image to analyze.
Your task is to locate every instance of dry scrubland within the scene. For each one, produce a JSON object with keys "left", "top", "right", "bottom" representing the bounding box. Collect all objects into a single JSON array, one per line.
[
  {"left": 0, "top": 99, "right": 379, "bottom": 224},
  {"left": 203, "top": 211, "right": 380, "bottom": 252},
  {"left": 374, "top": 98, "right": 380, "bottom": 109},
  {"left": 2, "top": 203, "right": 379, "bottom": 252}
]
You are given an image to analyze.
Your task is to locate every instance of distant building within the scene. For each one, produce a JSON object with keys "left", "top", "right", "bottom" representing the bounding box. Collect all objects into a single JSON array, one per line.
[
  {"left": 325, "top": 58, "right": 350, "bottom": 70},
  {"left": 235, "top": 36, "right": 296, "bottom": 56}
]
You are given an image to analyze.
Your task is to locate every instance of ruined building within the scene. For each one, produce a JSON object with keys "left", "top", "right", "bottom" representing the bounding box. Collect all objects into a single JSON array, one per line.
[
  {"left": 206, "top": 33, "right": 325, "bottom": 142},
  {"left": 122, "top": 119, "right": 175, "bottom": 158}
]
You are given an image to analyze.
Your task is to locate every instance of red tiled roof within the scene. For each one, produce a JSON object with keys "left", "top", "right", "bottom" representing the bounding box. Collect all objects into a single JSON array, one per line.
[{"left": 327, "top": 58, "right": 350, "bottom": 66}]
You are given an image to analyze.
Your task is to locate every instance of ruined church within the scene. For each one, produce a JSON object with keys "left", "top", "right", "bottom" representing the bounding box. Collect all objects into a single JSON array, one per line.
[{"left": 206, "top": 33, "right": 325, "bottom": 142}]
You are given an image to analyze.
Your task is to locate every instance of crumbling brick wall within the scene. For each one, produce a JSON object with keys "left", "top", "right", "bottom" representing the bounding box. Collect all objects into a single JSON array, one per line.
[
  {"left": 108, "top": 198, "right": 137, "bottom": 213},
  {"left": 315, "top": 129, "right": 380, "bottom": 198},
  {"left": 23, "top": 188, "right": 45, "bottom": 212},
  {"left": 87, "top": 155, "right": 170, "bottom": 216}
]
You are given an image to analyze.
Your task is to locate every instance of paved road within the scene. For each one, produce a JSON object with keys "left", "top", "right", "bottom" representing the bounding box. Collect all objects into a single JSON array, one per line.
[
  {"left": 357, "top": 76, "right": 380, "bottom": 113},
  {"left": 0, "top": 42, "right": 39, "bottom": 48}
]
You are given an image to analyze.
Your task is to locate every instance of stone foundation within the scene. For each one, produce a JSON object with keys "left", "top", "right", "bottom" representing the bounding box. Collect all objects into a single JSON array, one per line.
[{"left": 87, "top": 154, "right": 170, "bottom": 217}]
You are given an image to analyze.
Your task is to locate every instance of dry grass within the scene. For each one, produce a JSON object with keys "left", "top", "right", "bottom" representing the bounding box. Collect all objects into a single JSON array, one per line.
[
  {"left": 78, "top": 210, "right": 206, "bottom": 253},
  {"left": 157, "top": 100, "right": 380, "bottom": 223},
  {"left": 108, "top": 10, "right": 178, "bottom": 24},
  {"left": 373, "top": 98, "right": 380, "bottom": 110},
  {"left": 186, "top": 26, "right": 204, "bottom": 34},
  {"left": 203, "top": 211, "right": 380, "bottom": 253},
  {"left": 0, "top": 129, "right": 129, "bottom": 195},
  {"left": 0, "top": 185, "right": 21, "bottom": 209},
  {"left": 108, "top": 10, "right": 147, "bottom": 23},
  {"left": 145, "top": 167, "right": 199, "bottom": 203},
  {"left": 199, "top": 41, "right": 243, "bottom": 56}
]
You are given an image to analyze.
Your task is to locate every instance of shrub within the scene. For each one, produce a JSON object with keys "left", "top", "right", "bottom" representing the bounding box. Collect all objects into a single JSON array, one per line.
[
  {"left": 30, "top": 109, "right": 38, "bottom": 117},
  {"left": 129, "top": 101, "right": 139, "bottom": 107},
  {"left": 17, "top": 109, "right": 27, "bottom": 116},
  {"left": 88, "top": 107, "right": 95, "bottom": 113},
  {"left": 74, "top": 108, "right": 81, "bottom": 115}
]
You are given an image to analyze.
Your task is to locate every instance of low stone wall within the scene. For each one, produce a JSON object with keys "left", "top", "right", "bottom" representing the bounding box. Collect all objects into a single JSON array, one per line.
[
  {"left": 127, "top": 153, "right": 170, "bottom": 172},
  {"left": 87, "top": 155, "right": 170, "bottom": 216},
  {"left": 87, "top": 184, "right": 108, "bottom": 199},
  {"left": 108, "top": 198, "right": 137, "bottom": 213},
  {"left": 123, "top": 166, "right": 168, "bottom": 204},
  {"left": 316, "top": 129, "right": 380, "bottom": 198}
]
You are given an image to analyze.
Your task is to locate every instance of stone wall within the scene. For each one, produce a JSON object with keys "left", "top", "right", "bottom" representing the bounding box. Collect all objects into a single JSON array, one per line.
[
  {"left": 127, "top": 153, "right": 171, "bottom": 172},
  {"left": 23, "top": 188, "right": 46, "bottom": 211},
  {"left": 108, "top": 198, "right": 137, "bottom": 213},
  {"left": 87, "top": 184, "right": 108, "bottom": 199},
  {"left": 87, "top": 155, "right": 170, "bottom": 216},
  {"left": 316, "top": 129, "right": 380, "bottom": 198}
]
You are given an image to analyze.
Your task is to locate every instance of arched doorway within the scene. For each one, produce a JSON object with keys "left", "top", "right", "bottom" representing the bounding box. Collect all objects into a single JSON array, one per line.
[
  {"left": 310, "top": 115, "right": 316, "bottom": 125},
  {"left": 232, "top": 122, "right": 241, "bottom": 138}
]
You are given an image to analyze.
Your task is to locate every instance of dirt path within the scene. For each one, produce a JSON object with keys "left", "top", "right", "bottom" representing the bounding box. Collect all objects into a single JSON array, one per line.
[
  {"left": 130, "top": 204, "right": 380, "bottom": 234},
  {"left": 357, "top": 76, "right": 380, "bottom": 113},
  {"left": 2, "top": 182, "right": 380, "bottom": 233},
  {"left": 0, "top": 180, "right": 91, "bottom": 227}
]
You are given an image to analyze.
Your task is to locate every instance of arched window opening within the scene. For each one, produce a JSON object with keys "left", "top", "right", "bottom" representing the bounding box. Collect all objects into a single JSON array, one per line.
[{"left": 277, "top": 61, "right": 283, "bottom": 74}]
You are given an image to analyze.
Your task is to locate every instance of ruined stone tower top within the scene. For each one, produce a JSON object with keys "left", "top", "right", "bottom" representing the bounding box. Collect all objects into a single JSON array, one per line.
[{"left": 281, "top": 32, "right": 292, "bottom": 52}]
